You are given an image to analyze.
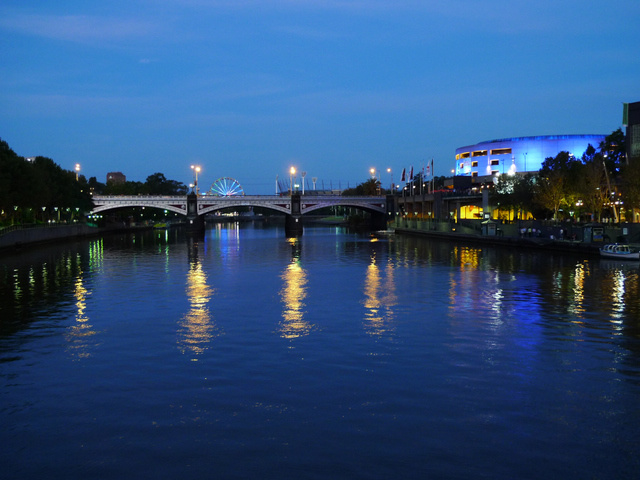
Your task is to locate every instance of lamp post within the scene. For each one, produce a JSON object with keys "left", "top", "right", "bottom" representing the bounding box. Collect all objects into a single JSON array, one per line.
[
  {"left": 387, "top": 167, "right": 392, "bottom": 192},
  {"left": 75, "top": 163, "right": 80, "bottom": 181},
  {"left": 290, "top": 166, "right": 296, "bottom": 195},
  {"left": 190, "top": 165, "right": 201, "bottom": 194}
]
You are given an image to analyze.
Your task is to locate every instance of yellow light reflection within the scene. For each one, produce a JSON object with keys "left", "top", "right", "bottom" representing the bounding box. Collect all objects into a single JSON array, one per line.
[
  {"left": 178, "top": 259, "right": 219, "bottom": 358},
  {"left": 279, "top": 241, "right": 311, "bottom": 339},
  {"left": 363, "top": 255, "right": 397, "bottom": 336},
  {"left": 66, "top": 273, "right": 97, "bottom": 359},
  {"left": 568, "top": 263, "right": 587, "bottom": 318},
  {"left": 610, "top": 269, "right": 625, "bottom": 322}
]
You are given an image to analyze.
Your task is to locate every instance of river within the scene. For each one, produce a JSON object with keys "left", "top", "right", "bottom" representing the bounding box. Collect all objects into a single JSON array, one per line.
[{"left": 1, "top": 224, "right": 639, "bottom": 479}]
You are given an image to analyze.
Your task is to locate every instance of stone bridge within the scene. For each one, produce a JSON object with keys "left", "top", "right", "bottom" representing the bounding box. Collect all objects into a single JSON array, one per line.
[{"left": 91, "top": 193, "right": 391, "bottom": 236}]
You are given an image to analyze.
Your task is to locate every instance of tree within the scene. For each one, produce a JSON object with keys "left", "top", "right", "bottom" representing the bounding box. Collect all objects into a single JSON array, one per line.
[
  {"left": 577, "top": 146, "right": 608, "bottom": 222},
  {"left": 0, "top": 139, "right": 93, "bottom": 224},
  {"left": 599, "top": 128, "right": 626, "bottom": 171},
  {"left": 493, "top": 173, "right": 537, "bottom": 221},
  {"left": 342, "top": 178, "right": 384, "bottom": 196},
  {"left": 534, "top": 170, "right": 568, "bottom": 221},
  {"left": 536, "top": 151, "right": 584, "bottom": 221}
]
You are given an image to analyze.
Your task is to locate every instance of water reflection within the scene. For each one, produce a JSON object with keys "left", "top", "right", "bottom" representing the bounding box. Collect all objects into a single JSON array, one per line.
[
  {"left": 65, "top": 271, "right": 97, "bottom": 359},
  {"left": 177, "top": 239, "right": 220, "bottom": 358},
  {"left": 363, "top": 251, "right": 397, "bottom": 336},
  {"left": 279, "top": 238, "right": 312, "bottom": 339},
  {"left": 599, "top": 261, "right": 640, "bottom": 327}
]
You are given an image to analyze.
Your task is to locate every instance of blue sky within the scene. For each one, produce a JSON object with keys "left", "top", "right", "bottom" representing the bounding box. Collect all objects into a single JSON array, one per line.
[{"left": 1, "top": 0, "right": 639, "bottom": 194}]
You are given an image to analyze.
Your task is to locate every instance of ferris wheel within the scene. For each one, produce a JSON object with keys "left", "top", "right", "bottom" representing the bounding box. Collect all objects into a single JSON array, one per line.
[{"left": 209, "top": 177, "right": 244, "bottom": 196}]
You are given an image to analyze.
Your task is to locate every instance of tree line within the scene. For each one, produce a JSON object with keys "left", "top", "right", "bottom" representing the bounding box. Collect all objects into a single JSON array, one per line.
[{"left": 0, "top": 138, "right": 188, "bottom": 225}]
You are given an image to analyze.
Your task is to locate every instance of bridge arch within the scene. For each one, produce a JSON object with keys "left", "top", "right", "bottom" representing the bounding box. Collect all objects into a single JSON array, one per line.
[
  {"left": 197, "top": 197, "right": 291, "bottom": 216},
  {"left": 91, "top": 196, "right": 188, "bottom": 216}
]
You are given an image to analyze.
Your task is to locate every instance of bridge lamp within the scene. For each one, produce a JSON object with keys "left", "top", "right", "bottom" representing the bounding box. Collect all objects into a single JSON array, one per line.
[
  {"left": 290, "top": 167, "right": 296, "bottom": 194},
  {"left": 75, "top": 163, "right": 81, "bottom": 181},
  {"left": 190, "top": 165, "right": 201, "bottom": 194}
]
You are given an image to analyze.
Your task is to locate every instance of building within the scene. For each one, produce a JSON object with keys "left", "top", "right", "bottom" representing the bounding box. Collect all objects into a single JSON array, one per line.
[
  {"left": 106, "top": 172, "right": 126, "bottom": 184},
  {"left": 454, "top": 134, "right": 606, "bottom": 178},
  {"left": 623, "top": 101, "right": 640, "bottom": 161}
]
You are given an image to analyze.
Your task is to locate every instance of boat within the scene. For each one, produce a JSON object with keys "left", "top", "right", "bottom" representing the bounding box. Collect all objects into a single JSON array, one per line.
[{"left": 599, "top": 243, "right": 640, "bottom": 260}]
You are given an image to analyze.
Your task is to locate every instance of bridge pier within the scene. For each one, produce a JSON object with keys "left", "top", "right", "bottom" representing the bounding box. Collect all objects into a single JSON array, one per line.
[
  {"left": 285, "top": 193, "right": 303, "bottom": 237},
  {"left": 186, "top": 192, "right": 205, "bottom": 234}
]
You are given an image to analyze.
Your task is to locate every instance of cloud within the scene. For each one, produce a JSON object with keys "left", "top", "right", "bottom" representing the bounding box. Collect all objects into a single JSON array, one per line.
[{"left": 0, "top": 10, "right": 157, "bottom": 43}]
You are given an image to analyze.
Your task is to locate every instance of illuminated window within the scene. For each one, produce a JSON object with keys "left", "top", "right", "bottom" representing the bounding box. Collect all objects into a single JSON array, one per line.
[
  {"left": 471, "top": 172, "right": 478, "bottom": 177},
  {"left": 460, "top": 152, "right": 470, "bottom": 158},
  {"left": 491, "top": 159, "right": 500, "bottom": 166},
  {"left": 472, "top": 150, "right": 488, "bottom": 157},
  {"left": 459, "top": 163, "right": 464, "bottom": 169},
  {"left": 471, "top": 161, "right": 478, "bottom": 167},
  {"left": 491, "top": 170, "right": 499, "bottom": 176},
  {"left": 491, "top": 148, "right": 512, "bottom": 155}
]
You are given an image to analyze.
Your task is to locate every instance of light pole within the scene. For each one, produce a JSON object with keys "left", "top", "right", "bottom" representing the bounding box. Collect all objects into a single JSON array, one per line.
[
  {"left": 301, "top": 171, "right": 306, "bottom": 195},
  {"left": 75, "top": 163, "right": 80, "bottom": 181},
  {"left": 190, "top": 165, "right": 201, "bottom": 194},
  {"left": 290, "top": 166, "right": 296, "bottom": 195},
  {"left": 370, "top": 168, "right": 381, "bottom": 195},
  {"left": 387, "top": 167, "right": 392, "bottom": 192}
]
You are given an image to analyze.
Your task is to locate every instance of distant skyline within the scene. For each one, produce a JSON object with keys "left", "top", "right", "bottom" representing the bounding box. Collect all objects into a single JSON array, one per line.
[{"left": 2, "top": 1, "right": 639, "bottom": 194}]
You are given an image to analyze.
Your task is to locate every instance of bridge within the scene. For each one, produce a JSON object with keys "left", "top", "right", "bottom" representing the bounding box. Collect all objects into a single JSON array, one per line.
[{"left": 91, "top": 193, "right": 391, "bottom": 236}]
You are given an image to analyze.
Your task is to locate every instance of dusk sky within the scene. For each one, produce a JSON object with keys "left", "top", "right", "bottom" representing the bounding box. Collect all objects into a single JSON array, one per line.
[{"left": 1, "top": 1, "right": 639, "bottom": 194}]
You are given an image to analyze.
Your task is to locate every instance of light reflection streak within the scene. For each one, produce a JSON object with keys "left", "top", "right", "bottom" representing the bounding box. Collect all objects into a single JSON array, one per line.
[
  {"left": 65, "top": 272, "right": 97, "bottom": 359},
  {"left": 610, "top": 270, "right": 625, "bottom": 322},
  {"left": 569, "top": 263, "right": 586, "bottom": 317},
  {"left": 363, "top": 253, "right": 397, "bottom": 336},
  {"left": 178, "top": 245, "right": 220, "bottom": 358},
  {"left": 279, "top": 239, "right": 312, "bottom": 339}
]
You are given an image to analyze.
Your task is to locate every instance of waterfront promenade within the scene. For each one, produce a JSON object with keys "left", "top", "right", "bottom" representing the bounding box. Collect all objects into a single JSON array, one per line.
[{"left": 391, "top": 218, "right": 640, "bottom": 257}]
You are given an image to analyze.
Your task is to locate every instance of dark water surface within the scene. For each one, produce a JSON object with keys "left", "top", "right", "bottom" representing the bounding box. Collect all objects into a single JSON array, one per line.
[{"left": 1, "top": 224, "right": 639, "bottom": 479}]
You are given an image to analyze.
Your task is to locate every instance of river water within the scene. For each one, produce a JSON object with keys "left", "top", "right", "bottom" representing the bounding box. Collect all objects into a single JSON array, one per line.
[{"left": 1, "top": 224, "right": 639, "bottom": 479}]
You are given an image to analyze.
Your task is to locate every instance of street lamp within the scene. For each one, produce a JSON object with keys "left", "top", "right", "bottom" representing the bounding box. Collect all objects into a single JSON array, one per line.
[
  {"left": 75, "top": 163, "right": 80, "bottom": 181},
  {"left": 190, "top": 165, "right": 201, "bottom": 194},
  {"left": 290, "top": 166, "right": 296, "bottom": 194}
]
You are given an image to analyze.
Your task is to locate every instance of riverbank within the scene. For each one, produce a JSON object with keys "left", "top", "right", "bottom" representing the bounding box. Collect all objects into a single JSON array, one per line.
[
  {"left": 393, "top": 227, "right": 603, "bottom": 257},
  {"left": 0, "top": 224, "right": 153, "bottom": 253}
]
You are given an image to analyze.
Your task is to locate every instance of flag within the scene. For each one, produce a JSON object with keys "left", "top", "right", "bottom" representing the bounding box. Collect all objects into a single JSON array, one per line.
[
  {"left": 401, "top": 168, "right": 406, "bottom": 182},
  {"left": 431, "top": 158, "right": 434, "bottom": 177},
  {"left": 409, "top": 166, "right": 413, "bottom": 180}
]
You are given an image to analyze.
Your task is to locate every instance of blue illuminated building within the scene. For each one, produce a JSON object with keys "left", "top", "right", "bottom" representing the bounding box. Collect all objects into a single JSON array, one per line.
[{"left": 454, "top": 134, "right": 606, "bottom": 177}]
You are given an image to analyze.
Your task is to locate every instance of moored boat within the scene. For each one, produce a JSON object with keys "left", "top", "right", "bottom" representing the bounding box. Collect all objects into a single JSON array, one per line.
[{"left": 599, "top": 243, "right": 640, "bottom": 260}]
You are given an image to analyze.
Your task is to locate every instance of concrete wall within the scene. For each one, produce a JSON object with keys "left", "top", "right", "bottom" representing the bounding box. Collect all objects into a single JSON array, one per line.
[{"left": 0, "top": 225, "right": 98, "bottom": 250}]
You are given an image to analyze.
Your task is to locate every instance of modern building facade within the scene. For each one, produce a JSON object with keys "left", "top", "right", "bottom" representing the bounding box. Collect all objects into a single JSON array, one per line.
[
  {"left": 623, "top": 101, "right": 640, "bottom": 161},
  {"left": 454, "top": 134, "right": 606, "bottom": 178}
]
